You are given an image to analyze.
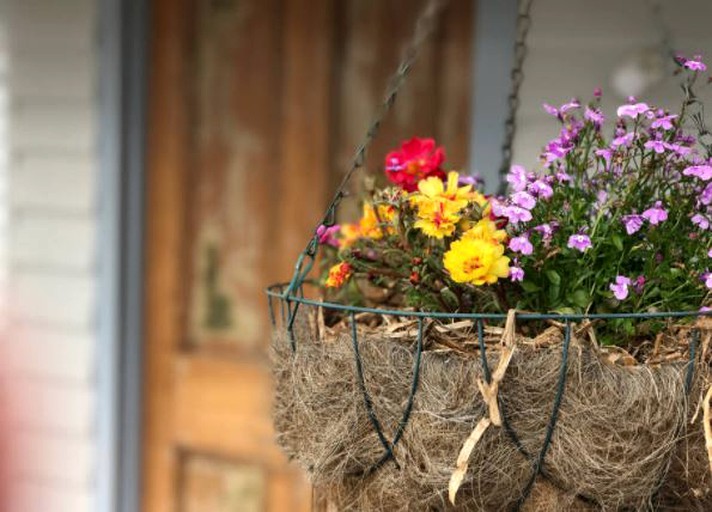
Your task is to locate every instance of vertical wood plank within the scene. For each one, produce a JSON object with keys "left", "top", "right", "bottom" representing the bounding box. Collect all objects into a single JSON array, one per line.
[
  {"left": 276, "top": 0, "right": 336, "bottom": 281},
  {"left": 142, "top": 0, "right": 192, "bottom": 509}
]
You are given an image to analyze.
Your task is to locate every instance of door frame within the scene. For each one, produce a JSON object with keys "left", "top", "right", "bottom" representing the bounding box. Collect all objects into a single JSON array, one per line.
[{"left": 97, "top": 0, "right": 150, "bottom": 511}]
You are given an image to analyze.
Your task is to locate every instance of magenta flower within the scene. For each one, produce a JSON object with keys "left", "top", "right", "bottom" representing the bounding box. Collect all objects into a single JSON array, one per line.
[
  {"left": 609, "top": 275, "right": 631, "bottom": 300},
  {"left": 684, "top": 55, "right": 707, "bottom": 72},
  {"left": 506, "top": 165, "right": 529, "bottom": 192},
  {"left": 642, "top": 201, "right": 668, "bottom": 225},
  {"left": 593, "top": 87, "right": 603, "bottom": 98},
  {"left": 458, "top": 174, "right": 484, "bottom": 187},
  {"left": 664, "top": 142, "right": 692, "bottom": 156},
  {"left": 567, "top": 233, "right": 592, "bottom": 252},
  {"left": 316, "top": 224, "right": 341, "bottom": 247},
  {"left": 511, "top": 191, "right": 536, "bottom": 210},
  {"left": 644, "top": 140, "right": 666, "bottom": 154},
  {"left": 692, "top": 214, "right": 710, "bottom": 230},
  {"left": 683, "top": 164, "right": 712, "bottom": 180},
  {"left": 617, "top": 102, "right": 650, "bottom": 119},
  {"left": 651, "top": 114, "right": 677, "bottom": 130},
  {"left": 509, "top": 235, "right": 533, "bottom": 256},
  {"left": 584, "top": 107, "right": 605, "bottom": 128},
  {"left": 708, "top": 248, "right": 712, "bottom": 258},
  {"left": 502, "top": 205, "right": 533, "bottom": 224},
  {"left": 703, "top": 272, "right": 712, "bottom": 289},
  {"left": 542, "top": 99, "right": 580, "bottom": 119},
  {"left": 509, "top": 265, "right": 525, "bottom": 282},
  {"left": 611, "top": 132, "right": 634, "bottom": 148},
  {"left": 534, "top": 223, "right": 554, "bottom": 240},
  {"left": 555, "top": 170, "right": 572, "bottom": 183},
  {"left": 634, "top": 276, "right": 646, "bottom": 294},
  {"left": 621, "top": 214, "right": 644, "bottom": 235},
  {"left": 701, "top": 183, "right": 712, "bottom": 205},
  {"left": 528, "top": 179, "right": 554, "bottom": 199}
]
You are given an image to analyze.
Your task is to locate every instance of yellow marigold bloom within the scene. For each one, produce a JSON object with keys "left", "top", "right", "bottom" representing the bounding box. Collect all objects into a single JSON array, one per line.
[
  {"left": 462, "top": 219, "right": 507, "bottom": 245},
  {"left": 443, "top": 237, "right": 510, "bottom": 285},
  {"left": 411, "top": 172, "right": 473, "bottom": 239},
  {"left": 325, "top": 262, "right": 353, "bottom": 288},
  {"left": 411, "top": 171, "right": 472, "bottom": 210},
  {"left": 340, "top": 223, "right": 361, "bottom": 247},
  {"left": 358, "top": 203, "right": 396, "bottom": 239},
  {"left": 413, "top": 201, "right": 462, "bottom": 239}
]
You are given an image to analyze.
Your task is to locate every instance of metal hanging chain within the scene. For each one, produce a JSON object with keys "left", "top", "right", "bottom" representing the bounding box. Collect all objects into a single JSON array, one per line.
[
  {"left": 497, "top": 0, "right": 534, "bottom": 194},
  {"left": 285, "top": 0, "right": 448, "bottom": 296}
]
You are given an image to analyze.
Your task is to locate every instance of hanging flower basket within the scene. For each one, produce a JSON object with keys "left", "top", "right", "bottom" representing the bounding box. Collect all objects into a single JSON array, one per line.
[{"left": 267, "top": 0, "right": 712, "bottom": 510}]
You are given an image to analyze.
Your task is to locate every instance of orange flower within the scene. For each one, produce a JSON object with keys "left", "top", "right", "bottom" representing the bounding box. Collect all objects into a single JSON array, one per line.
[{"left": 325, "top": 262, "right": 353, "bottom": 288}]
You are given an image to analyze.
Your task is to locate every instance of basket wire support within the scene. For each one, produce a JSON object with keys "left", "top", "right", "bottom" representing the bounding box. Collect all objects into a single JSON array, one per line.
[{"left": 349, "top": 313, "right": 426, "bottom": 476}]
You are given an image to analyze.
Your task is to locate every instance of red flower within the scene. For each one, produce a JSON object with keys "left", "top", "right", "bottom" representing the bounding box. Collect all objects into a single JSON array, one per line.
[{"left": 384, "top": 137, "right": 446, "bottom": 192}]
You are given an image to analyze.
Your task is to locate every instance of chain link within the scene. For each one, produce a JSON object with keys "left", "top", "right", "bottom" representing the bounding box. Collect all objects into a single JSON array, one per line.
[{"left": 497, "top": 0, "right": 534, "bottom": 194}]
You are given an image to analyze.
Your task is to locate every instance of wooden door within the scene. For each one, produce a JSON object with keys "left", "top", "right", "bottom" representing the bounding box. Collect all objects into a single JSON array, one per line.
[{"left": 142, "top": 0, "right": 474, "bottom": 510}]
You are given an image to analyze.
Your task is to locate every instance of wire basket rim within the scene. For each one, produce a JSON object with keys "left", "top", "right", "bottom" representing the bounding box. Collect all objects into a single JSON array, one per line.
[{"left": 266, "top": 282, "right": 712, "bottom": 322}]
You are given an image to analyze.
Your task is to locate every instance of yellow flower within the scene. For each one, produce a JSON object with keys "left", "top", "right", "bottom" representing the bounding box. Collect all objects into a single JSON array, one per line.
[
  {"left": 443, "top": 237, "right": 510, "bottom": 285},
  {"left": 325, "top": 262, "right": 353, "bottom": 288},
  {"left": 462, "top": 219, "right": 508, "bottom": 245},
  {"left": 413, "top": 201, "right": 463, "bottom": 239},
  {"left": 410, "top": 171, "right": 473, "bottom": 239},
  {"left": 411, "top": 171, "right": 472, "bottom": 210},
  {"left": 340, "top": 223, "right": 361, "bottom": 247},
  {"left": 359, "top": 203, "right": 396, "bottom": 239}
]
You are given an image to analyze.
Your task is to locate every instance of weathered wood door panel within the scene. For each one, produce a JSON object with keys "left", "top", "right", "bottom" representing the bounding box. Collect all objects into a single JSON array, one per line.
[{"left": 142, "top": 0, "right": 474, "bottom": 510}]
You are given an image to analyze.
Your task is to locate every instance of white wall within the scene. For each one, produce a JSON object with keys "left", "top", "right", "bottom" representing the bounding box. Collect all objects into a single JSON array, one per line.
[
  {"left": 3, "top": 1, "right": 99, "bottom": 511},
  {"left": 512, "top": 0, "right": 712, "bottom": 169}
]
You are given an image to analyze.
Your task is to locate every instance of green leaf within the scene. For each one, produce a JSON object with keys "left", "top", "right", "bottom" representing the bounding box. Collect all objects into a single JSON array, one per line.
[
  {"left": 545, "top": 270, "right": 561, "bottom": 286},
  {"left": 570, "top": 289, "right": 590, "bottom": 308},
  {"left": 440, "top": 287, "right": 459, "bottom": 308},
  {"left": 611, "top": 234, "right": 623, "bottom": 251},
  {"left": 521, "top": 281, "right": 541, "bottom": 293}
]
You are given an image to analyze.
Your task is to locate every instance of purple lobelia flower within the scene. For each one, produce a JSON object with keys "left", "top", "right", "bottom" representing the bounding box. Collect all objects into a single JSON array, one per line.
[
  {"left": 692, "top": 214, "right": 710, "bottom": 230},
  {"left": 701, "top": 183, "right": 712, "bottom": 206},
  {"left": 503, "top": 205, "right": 533, "bottom": 224},
  {"left": 534, "top": 223, "right": 554, "bottom": 241},
  {"left": 621, "top": 214, "right": 644, "bottom": 235},
  {"left": 703, "top": 271, "right": 712, "bottom": 289},
  {"left": 708, "top": 248, "right": 712, "bottom": 258},
  {"left": 528, "top": 179, "right": 554, "bottom": 199},
  {"left": 506, "top": 164, "right": 529, "bottom": 192},
  {"left": 684, "top": 55, "right": 707, "bottom": 72},
  {"left": 612, "top": 132, "right": 635, "bottom": 148},
  {"left": 617, "top": 102, "right": 650, "bottom": 119},
  {"left": 542, "top": 99, "right": 580, "bottom": 119},
  {"left": 511, "top": 190, "right": 536, "bottom": 210},
  {"left": 555, "top": 170, "right": 572, "bottom": 183},
  {"left": 633, "top": 276, "right": 646, "bottom": 294},
  {"left": 458, "top": 173, "right": 485, "bottom": 188},
  {"left": 642, "top": 201, "right": 668, "bottom": 225},
  {"left": 509, "top": 265, "right": 525, "bottom": 282},
  {"left": 584, "top": 107, "right": 605, "bottom": 128},
  {"left": 683, "top": 164, "right": 712, "bottom": 180},
  {"left": 644, "top": 139, "right": 666, "bottom": 154},
  {"left": 509, "top": 234, "right": 533, "bottom": 255},
  {"left": 609, "top": 275, "right": 631, "bottom": 300},
  {"left": 567, "top": 233, "right": 592, "bottom": 252},
  {"left": 651, "top": 114, "right": 677, "bottom": 131}
]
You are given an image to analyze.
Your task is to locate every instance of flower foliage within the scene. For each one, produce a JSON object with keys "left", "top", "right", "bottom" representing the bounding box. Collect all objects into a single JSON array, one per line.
[{"left": 316, "top": 57, "right": 712, "bottom": 338}]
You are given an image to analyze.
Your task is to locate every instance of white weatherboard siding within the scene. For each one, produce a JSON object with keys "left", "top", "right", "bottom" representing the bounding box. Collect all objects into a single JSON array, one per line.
[
  {"left": 5, "top": 1, "right": 99, "bottom": 511},
  {"left": 512, "top": 0, "right": 712, "bottom": 168}
]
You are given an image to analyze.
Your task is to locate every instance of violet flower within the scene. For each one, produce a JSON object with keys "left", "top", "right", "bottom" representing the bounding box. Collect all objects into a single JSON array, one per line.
[
  {"left": 509, "top": 234, "right": 534, "bottom": 255},
  {"left": 609, "top": 275, "right": 631, "bottom": 301},
  {"left": 683, "top": 164, "right": 712, "bottom": 181},
  {"left": 634, "top": 276, "right": 646, "bottom": 294},
  {"left": 611, "top": 132, "right": 634, "bottom": 148},
  {"left": 617, "top": 102, "right": 650, "bottom": 119},
  {"left": 621, "top": 214, "right": 644, "bottom": 235},
  {"left": 642, "top": 201, "right": 668, "bottom": 225},
  {"left": 692, "top": 213, "right": 710, "bottom": 230},
  {"left": 509, "top": 265, "right": 525, "bottom": 282},
  {"left": 584, "top": 107, "right": 605, "bottom": 128},
  {"left": 644, "top": 139, "right": 666, "bottom": 154},
  {"left": 567, "top": 233, "right": 592, "bottom": 252},
  {"left": 503, "top": 205, "right": 533, "bottom": 224},
  {"left": 704, "top": 272, "right": 712, "bottom": 290},
  {"left": 528, "top": 179, "right": 554, "bottom": 199},
  {"left": 684, "top": 55, "right": 707, "bottom": 72},
  {"left": 701, "top": 183, "right": 712, "bottom": 205},
  {"left": 511, "top": 191, "right": 536, "bottom": 210},
  {"left": 651, "top": 114, "right": 677, "bottom": 131},
  {"left": 506, "top": 165, "right": 529, "bottom": 192}
]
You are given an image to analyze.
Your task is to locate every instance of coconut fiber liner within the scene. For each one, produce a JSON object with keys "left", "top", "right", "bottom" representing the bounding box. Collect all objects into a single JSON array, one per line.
[{"left": 272, "top": 309, "right": 712, "bottom": 511}]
